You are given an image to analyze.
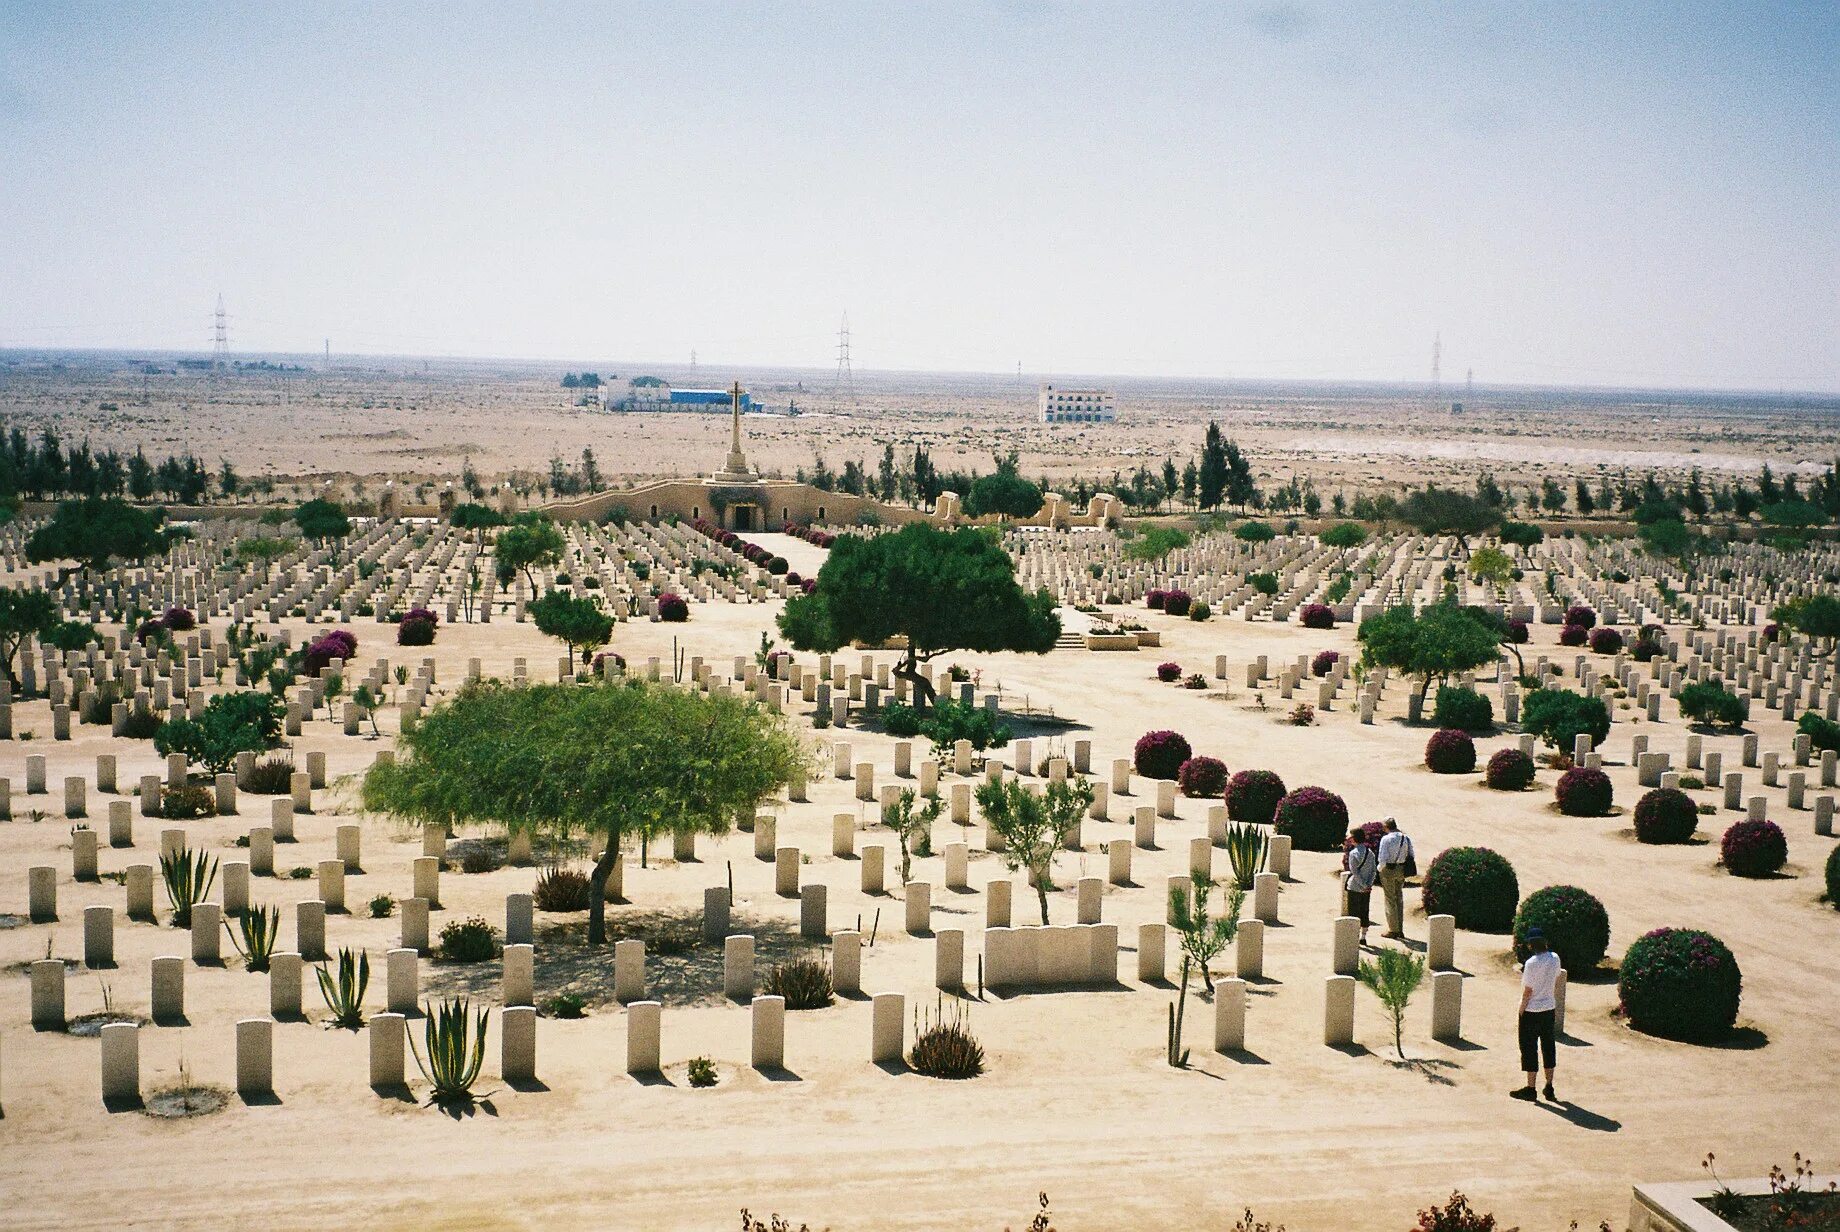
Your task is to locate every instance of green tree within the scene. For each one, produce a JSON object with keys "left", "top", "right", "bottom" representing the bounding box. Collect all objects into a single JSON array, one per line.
[
  {"left": 0, "top": 588, "right": 58, "bottom": 691},
  {"left": 1197, "top": 422, "right": 1229, "bottom": 510},
  {"left": 779, "top": 524, "right": 1058, "bottom": 710},
  {"left": 1498, "top": 520, "right": 1544, "bottom": 554},
  {"left": 1521, "top": 688, "right": 1612, "bottom": 751},
  {"left": 1400, "top": 486, "right": 1500, "bottom": 543},
  {"left": 882, "top": 787, "right": 944, "bottom": 884},
  {"left": 1166, "top": 872, "right": 1245, "bottom": 1067},
  {"left": 1124, "top": 527, "right": 1190, "bottom": 562},
  {"left": 26, "top": 498, "right": 166, "bottom": 576},
  {"left": 1467, "top": 546, "right": 1514, "bottom": 588},
  {"left": 363, "top": 680, "right": 808, "bottom": 944},
  {"left": 1320, "top": 522, "right": 1367, "bottom": 548},
  {"left": 529, "top": 590, "right": 613, "bottom": 672},
  {"left": 448, "top": 502, "right": 506, "bottom": 531},
  {"left": 1772, "top": 593, "right": 1840, "bottom": 653},
  {"left": 964, "top": 453, "right": 1043, "bottom": 519},
  {"left": 495, "top": 518, "right": 566, "bottom": 591},
  {"left": 153, "top": 691, "right": 286, "bottom": 774},
  {"left": 1355, "top": 602, "right": 1502, "bottom": 710},
  {"left": 974, "top": 775, "right": 1095, "bottom": 925},
  {"left": 293, "top": 498, "right": 351, "bottom": 541},
  {"left": 1357, "top": 946, "right": 1426, "bottom": 1058}
]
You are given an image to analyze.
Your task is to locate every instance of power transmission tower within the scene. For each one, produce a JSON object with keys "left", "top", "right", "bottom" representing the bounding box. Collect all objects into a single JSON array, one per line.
[
  {"left": 1465, "top": 368, "right": 1474, "bottom": 402},
  {"left": 213, "top": 294, "right": 229, "bottom": 370},
  {"left": 834, "top": 312, "right": 854, "bottom": 398},
  {"left": 1430, "top": 330, "right": 1441, "bottom": 394}
]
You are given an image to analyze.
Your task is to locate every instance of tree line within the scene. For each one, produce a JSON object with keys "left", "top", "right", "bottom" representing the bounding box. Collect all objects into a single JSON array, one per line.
[{"left": 0, "top": 428, "right": 241, "bottom": 506}]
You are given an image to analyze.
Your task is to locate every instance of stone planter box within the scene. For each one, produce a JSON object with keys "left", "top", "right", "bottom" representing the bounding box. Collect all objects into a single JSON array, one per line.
[
  {"left": 1083, "top": 633, "right": 1139, "bottom": 652},
  {"left": 1132, "top": 629, "right": 1161, "bottom": 647},
  {"left": 1630, "top": 1176, "right": 1840, "bottom": 1232}
]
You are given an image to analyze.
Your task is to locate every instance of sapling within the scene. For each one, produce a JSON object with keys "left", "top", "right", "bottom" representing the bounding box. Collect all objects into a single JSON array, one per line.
[
  {"left": 1167, "top": 873, "right": 1244, "bottom": 1067},
  {"left": 975, "top": 775, "right": 1095, "bottom": 925},
  {"left": 1357, "top": 946, "right": 1427, "bottom": 1058},
  {"left": 882, "top": 788, "right": 943, "bottom": 885},
  {"left": 353, "top": 683, "right": 383, "bottom": 738}
]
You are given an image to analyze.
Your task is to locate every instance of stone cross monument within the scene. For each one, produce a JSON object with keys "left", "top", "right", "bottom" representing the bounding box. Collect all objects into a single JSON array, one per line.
[{"left": 714, "top": 381, "right": 755, "bottom": 481}]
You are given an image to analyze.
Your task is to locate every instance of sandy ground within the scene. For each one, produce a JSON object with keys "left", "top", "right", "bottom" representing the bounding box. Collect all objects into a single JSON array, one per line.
[{"left": 2, "top": 582, "right": 1837, "bottom": 1231}]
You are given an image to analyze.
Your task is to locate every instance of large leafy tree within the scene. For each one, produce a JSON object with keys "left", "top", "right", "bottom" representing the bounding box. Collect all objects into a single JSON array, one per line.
[
  {"left": 964, "top": 453, "right": 1043, "bottom": 519},
  {"left": 779, "top": 523, "right": 1059, "bottom": 709},
  {"left": 1773, "top": 593, "right": 1840, "bottom": 654},
  {"left": 530, "top": 590, "right": 613, "bottom": 672},
  {"left": 293, "top": 498, "right": 351, "bottom": 542},
  {"left": 1400, "top": 486, "right": 1499, "bottom": 544},
  {"left": 26, "top": 497, "right": 166, "bottom": 576},
  {"left": 154, "top": 691, "right": 286, "bottom": 774},
  {"left": 0, "top": 588, "right": 59, "bottom": 691},
  {"left": 1356, "top": 602, "right": 1502, "bottom": 709},
  {"left": 363, "top": 680, "right": 808, "bottom": 944},
  {"left": 494, "top": 516, "right": 566, "bottom": 590}
]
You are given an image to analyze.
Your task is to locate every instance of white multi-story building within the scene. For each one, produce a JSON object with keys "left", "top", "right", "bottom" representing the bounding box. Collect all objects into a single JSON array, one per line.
[{"left": 1038, "top": 383, "right": 1116, "bottom": 423}]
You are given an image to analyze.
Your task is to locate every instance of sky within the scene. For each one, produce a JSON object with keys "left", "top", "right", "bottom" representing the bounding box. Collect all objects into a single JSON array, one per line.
[{"left": 1, "top": 1, "right": 1837, "bottom": 391}]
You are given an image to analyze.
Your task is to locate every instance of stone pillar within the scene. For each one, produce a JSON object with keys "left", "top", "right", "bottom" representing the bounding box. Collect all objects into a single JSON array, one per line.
[
  {"left": 337, "top": 825, "right": 362, "bottom": 872},
  {"left": 386, "top": 948, "right": 419, "bottom": 1015},
  {"left": 1134, "top": 806, "right": 1157, "bottom": 850},
  {"left": 724, "top": 934, "right": 755, "bottom": 1001},
  {"left": 1188, "top": 836, "right": 1211, "bottom": 880},
  {"left": 290, "top": 771, "right": 311, "bottom": 812},
  {"left": 1214, "top": 977, "right": 1248, "bottom": 1052},
  {"left": 97, "top": 754, "right": 117, "bottom": 795},
  {"left": 318, "top": 860, "right": 346, "bottom": 913},
  {"left": 108, "top": 799, "right": 133, "bottom": 848},
  {"left": 800, "top": 883, "right": 829, "bottom": 939},
  {"left": 1723, "top": 773, "right": 1743, "bottom": 811},
  {"left": 904, "top": 881, "right": 932, "bottom": 934},
  {"left": 1331, "top": 916, "right": 1358, "bottom": 975},
  {"left": 369, "top": 1013, "right": 406, "bottom": 1088},
  {"left": 214, "top": 772, "right": 237, "bottom": 816},
  {"left": 855, "top": 763, "right": 875, "bottom": 801},
  {"left": 501, "top": 942, "right": 534, "bottom": 1007},
  {"left": 1428, "top": 914, "right": 1456, "bottom": 970},
  {"left": 413, "top": 857, "right": 440, "bottom": 908},
  {"left": 402, "top": 898, "right": 430, "bottom": 953},
  {"left": 860, "top": 843, "right": 885, "bottom": 894},
  {"left": 191, "top": 902, "right": 222, "bottom": 963},
  {"left": 72, "top": 827, "right": 99, "bottom": 881},
  {"left": 64, "top": 776, "right": 87, "bottom": 820},
  {"left": 625, "top": 1001, "right": 662, "bottom": 1074},
  {"left": 139, "top": 774, "right": 162, "bottom": 818},
  {"left": 1324, "top": 974, "right": 1356, "bottom": 1046},
  {"left": 832, "top": 931, "right": 862, "bottom": 995},
  {"left": 1236, "top": 918, "right": 1265, "bottom": 980},
  {"left": 753, "top": 815, "right": 777, "bottom": 861},
  {"left": 421, "top": 823, "right": 445, "bottom": 858},
  {"left": 100, "top": 1022, "right": 140, "bottom": 1104},
  {"left": 1554, "top": 969, "right": 1568, "bottom": 1034},
  {"left": 1137, "top": 922, "right": 1166, "bottom": 983},
  {"left": 1108, "top": 838, "right": 1133, "bottom": 886},
  {"left": 237, "top": 1018, "right": 273, "bottom": 1099},
  {"left": 702, "top": 886, "right": 731, "bottom": 941},
  {"left": 1268, "top": 834, "right": 1292, "bottom": 879},
  {"left": 944, "top": 842, "right": 969, "bottom": 890},
  {"left": 271, "top": 798, "right": 295, "bottom": 842},
  {"left": 30, "top": 958, "right": 65, "bottom": 1028},
  {"left": 505, "top": 892, "right": 533, "bottom": 946},
  {"left": 614, "top": 939, "right": 645, "bottom": 1002},
  {"left": 296, "top": 901, "right": 327, "bottom": 961},
  {"left": 935, "top": 928, "right": 964, "bottom": 991},
  {"left": 1253, "top": 872, "right": 1280, "bottom": 923},
  {"left": 871, "top": 991, "right": 905, "bottom": 1064},
  {"left": 270, "top": 953, "right": 304, "bottom": 1019},
  {"left": 502, "top": 1005, "right": 537, "bottom": 1083},
  {"left": 1157, "top": 779, "right": 1177, "bottom": 819},
  {"left": 986, "top": 878, "right": 1012, "bottom": 929},
  {"left": 125, "top": 864, "right": 154, "bottom": 920},
  {"left": 83, "top": 904, "right": 114, "bottom": 968},
  {"left": 1112, "top": 759, "right": 1132, "bottom": 795},
  {"left": 832, "top": 814, "right": 855, "bottom": 858},
  {"left": 1431, "top": 970, "right": 1464, "bottom": 1041},
  {"left": 1077, "top": 876, "right": 1103, "bottom": 924}
]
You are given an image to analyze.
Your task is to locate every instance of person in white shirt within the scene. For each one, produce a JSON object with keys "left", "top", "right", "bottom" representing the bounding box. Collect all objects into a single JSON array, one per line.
[
  {"left": 1375, "top": 819, "right": 1413, "bottom": 939},
  {"left": 1341, "top": 833, "right": 1379, "bottom": 945},
  {"left": 1512, "top": 928, "right": 1562, "bottom": 1103}
]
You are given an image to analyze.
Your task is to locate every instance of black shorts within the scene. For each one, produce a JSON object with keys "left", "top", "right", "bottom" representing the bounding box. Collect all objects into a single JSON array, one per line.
[
  {"left": 1519, "top": 1009, "right": 1556, "bottom": 1072},
  {"left": 1345, "top": 889, "right": 1372, "bottom": 927}
]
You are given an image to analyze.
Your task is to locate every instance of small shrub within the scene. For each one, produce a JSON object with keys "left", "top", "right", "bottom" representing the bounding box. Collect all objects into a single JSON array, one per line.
[
  {"left": 1162, "top": 589, "right": 1192, "bottom": 617},
  {"left": 460, "top": 846, "right": 501, "bottom": 874},
  {"left": 1299, "top": 603, "right": 1335, "bottom": 629},
  {"left": 1432, "top": 685, "right": 1492, "bottom": 732},
  {"left": 1679, "top": 682, "right": 1745, "bottom": 730},
  {"left": 1559, "top": 623, "right": 1588, "bottom": 647},
  {"left": 439, "top": 916, "right": 498, "bottom": 963},
  {"left": 1825, "top": 842, "right": 1840, "bottom": 907},
  {"left": 161, "top": 784, "right": 216, "bottom": 820},
  {"left": 1522, "top": 688, "right": 1610, "bottom": 751},
  {"left": 120, "top": 708, "right": 164, "bottom": 740},
  {"left": 908, "top": 1000, "right": 984, "bottom": 1079},
  {"left": 1287, "top": 703, "right": 1315, "bottom": 727},
  {"left": 368, "top": 893, "right": 396, "bottom": 919},
  {"left": 241, "top": 755, "right": 295, "bottom": 794},
  {"left": 1187, "top": 601, "right": 1211, "bottom": 622},
  {"left": 1512, "top": 885, "right": 1610, "bottom": 974},
  {"left": 763, "top": 957, "right": 834, "bottom": 1009},
  {"left": 1617, "top": 927, "right": 1741, "bottom": 1041},
  {"left": 397, "top": 607, "right": 438, "bottom": 646},
  {"left": 1234, "top": 521, "right": 1275, "bottom": 543},
  {"left": 1156, "top": 661, "right": 1182, "bottom": 683},
  {"left": 1720, "top": 819, "right": 1787, "bottom": 878},
  {"left": 687, "top": 1056, "right": 718, "bottom": 1087},
  {"left": 303, "top": 629, "right": 358, "bottom": 676},
  {"left": 1587, "top": 626, "right": 1624, "bottom": 655},
  {"left": 1226, "top": 769, "right": 1286, "bottom": 825},
  {"left": 657, "top": 593, "right": 689, "bottom": 622},
  {"left": 1177, "top": 755, "right": 1228, "bottom": 798},
  {"left": 1413, "top": 1191, "right": 1501, "bottom": 1232},
  {"left": 162, "top": 606, "right": 197, "bottom": 632},
  {"left": 1421, "top": 847, "right": 1519, "bottom": 933},
  {"left": 1564, "top": 605, "right": 1597, "bottom": 630},
  {"left": 1320, "top": 521, "right": 1366, "bottom": 548},
  {"left": 533, "top": 866, "right": 592, "bottom": 912},
  {"left": 1311, "top": 650, "right": 1340, "bottom": 678},
  {"left": 1247, "top": 571, "right": 1279, "bottom": 596},
  {"left": 1795, "top": 711, "right": 1840, "bottom": 753},
  {"left": 1134, "top": 729, "right": 1192, "bottom": 781},
  {"left": 879, "top": 701, "right": 923, "bottom": 738},
  {"left": 1633, "top": 787, "right": 1698, "bottom": 844},
  {"left": 543, "top": 993, "right": 587, "bottom": 1019},
  {"left": 1424, "top": 729, "right": 1477, "bottom": 775},
  {"left": 1273, "top": 786, "right": 1349, "bottom": 852},
  {"left": 1505, "top": 618, "right": 1530, "bottom": 644},
  {"left": 1182, "top": 672, "right": 1207, "bottom": 689},
  {"left": 1145, "top": 589, "right": 1167, "bottom": 611},
  {"left": 1555, "top": 766, "right": 1614, "bottom": 816},
  {"left": 1485, "top": 748, "right": 1535, "bottom": 791}
]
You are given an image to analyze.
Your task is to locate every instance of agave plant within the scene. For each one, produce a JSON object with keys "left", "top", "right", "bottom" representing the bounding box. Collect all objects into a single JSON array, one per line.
[
  {"left": 227, "top": 903, "right": 280, "bottom": 972},
  {"left": 160, "top": 846, "right": 219, "bottom": 929},
  {"left": 1223, "top": 822, "right": 1268, "bottom": 891},
  {"left": 316, "top": 947, "right": 370, "bottom": 1030},
  {"left": 409, "top": 997, "right": 491, "bottom": 1105}
]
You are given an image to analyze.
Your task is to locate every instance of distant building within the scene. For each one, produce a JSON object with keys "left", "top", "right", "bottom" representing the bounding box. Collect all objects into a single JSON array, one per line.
[
  {"left": 1038, "top": 383, "right": 1116, "bottom": 423},
  {"left": 603, "top": 378, "right": 758, "bottom": 413}
]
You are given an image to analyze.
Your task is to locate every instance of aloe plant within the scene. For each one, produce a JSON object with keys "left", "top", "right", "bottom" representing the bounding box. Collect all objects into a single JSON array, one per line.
[
  {"left": 316, "top": 947, "right": 370, "bottom": 1030},
  {"left": 409, "top": 997, "right": 490, "bottom": 1104},
  {"left": 227, "top": 903, "right": 280, "bottom": 972},
  {"left": 160, "top": 846, "right": 219, "bottom": 928},
  {"left": 1223, "top": 822, "right": 1268, "bottom": 891}
]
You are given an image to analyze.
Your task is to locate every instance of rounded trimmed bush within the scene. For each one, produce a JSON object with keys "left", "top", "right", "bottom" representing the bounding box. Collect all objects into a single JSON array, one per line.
[
  {"left": 1826, "top": 842, "right": 1840, "bottom": 908},
  {"left": 1299, "top": 603, "right": 1335, "bottom": 630},
  {"left": 1617, "top": 927, "right": 1741, "bottom": 1041},
  {"left": 1162, "top": 589, "right": 1192, "bottom": 617},
  {"left": 1588, "top": 627, "right": 1624, "bottom": 655},
  {"left": 1225, "top": 769, "right": 1286, "bottom": 825},
  {"left": 1133, "top": 729, "right": 1192, "bottom": 781},
  {"left": 1145, "top": 589, "right": 1167, "bottom": 611},
  {"left": 1421, "top": 846, "right": 1519, "bottom": 933},
  {"left": 1177, "top": 755, "right": 1228, "bottom": 798},
  {"left": 397, "top": 607, "right": 438, "bottom": 646},
  {"left": 1311, "top": 650, "right": 1340, "bottom": 677},
  {"left": 1506, "top": 618, "right": 1530, "bottom": 644},
  {"left": 1155, "top": 661, "right": 1182, "bottom": 683},
  {"left": 1433, "top": 685, "right": 1493, "bottom": 733},
  {"left": 766, "top": 556, "right": 789, "bottom": 576},
  {"left": 1485, "top": 747, "right": 1536, "bottom": 791},
  {"left": 1564, "top": 605, "right": 1597, "bottom": 630},
  {"left": 1555, "top": 766, "right": 1614, "bottom": 816},
  {"left": 1273, "top": 786, "right": 1349, "bottom": 852},
  {"left": 1187, "top": 601, "right": 1211, "bottom": 622},
  {"left": 1559, "top": 623, "right": 1588, "bottom": 647},
  {"left": 657, "top": 593, "right": 689, "bottom": 622},
  {"left": 1720, "top": 819, "right": 1787, "bottom": 878},
  {"left": 1513, "top": 885, "right": 1610, "bottom": 974},
  {"left": 303, "top": 629, "right": 358, "bottom": 676},
  {"left": 162, "top": 606, "right": 197, "bottom": 632},
  {"left": 1424, "top": 728, "right": 1477, "bottom": 774},
  {"left": 1633, "top": 787, "right": 1698, "bottom": 844}
]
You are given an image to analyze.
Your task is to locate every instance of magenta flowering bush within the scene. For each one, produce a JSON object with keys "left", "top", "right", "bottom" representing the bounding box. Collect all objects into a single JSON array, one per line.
[
  {"left": 1588, "top": 627, "right": 1624, "bottom": 654},
  {"left": 657, "top": 593, "right": 689, "bottom": 622},
  {"left": 1485, "top": 747, "right": 1536, "bottom": 791},
  {"left": 1155, "top": 661, "right": 1182, "bottom": 683},
  {"left": 1424, "top": 728, "right": 1477, "bottom": 774},
  {"left": 1177, "top": 755, "right": 1228, "bottom": 798},
  {"left": 1421, "top": 846, "right": 1519, "bottom": 933},
  {"left": 162, "top": 606, "right": 196, "bottom": 632},
  {"left": 1559, "top": 623, "right": 1589, "bottom": 647},
  {"left": 1633, "top": 787, "right": 1697, "bottom": 844},
  {"left": 1133, "top": 729, "right": 1192, "bottom": 781},
  {"left": 1274, "top": 786, "right": 1349, "bottom": 851},
  {"left": 590, "top": 650, "right": 626, "bottom": 675},
  {"left": 1146, "top": 589, "right": 1168, "bottom": 611},
  {"left": 1555, "top": 765, "right": 1614, "bottom": 816},
  {"left": 1162, "top": 589, "right": 1192, "bottom": 617},
  {"left": 1564, "top": 605, "right": 1597, "bottom": 630},
  {"left": 397, "top": 607, "right": 438, "bottom": 646},
  {"left": 1617, "top": 927, "right": 1741, "bottom": 1041},
  {"left": 1506, "top": 618, "right": 1530, "bottom": 645},
  {"left": 1720, "top": 818, "right": 1788, "bottom": 877},
  {"left": 1299, "top": 603, "right": 1335, "bottom": 630},
  {"left": 1311, "top": 650, "right": 1340, "bottom": 677},
  {"left": 1225, "top": 769, "right": 1286, "bottom": 825},
  {"left": 303, "top": 629, "right": 358, "bottom": 676}
]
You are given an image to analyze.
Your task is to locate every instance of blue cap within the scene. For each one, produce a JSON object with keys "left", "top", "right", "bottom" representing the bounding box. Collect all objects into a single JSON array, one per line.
[{"left": 1525, "top": 926, "right": 1545, "bottom": 940}]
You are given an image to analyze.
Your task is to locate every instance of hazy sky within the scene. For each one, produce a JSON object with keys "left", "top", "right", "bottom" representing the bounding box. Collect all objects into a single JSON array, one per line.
[{"left": 2, "top": 2, "right": 1836, "bottom": 390}]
